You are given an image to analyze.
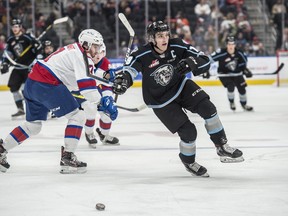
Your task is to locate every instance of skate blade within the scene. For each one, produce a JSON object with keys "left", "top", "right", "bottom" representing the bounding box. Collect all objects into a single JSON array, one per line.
[
  {"left": 0, "top": 166, "right": 8, "bottom": 173},
  {"left": 191, "top": 172, "right": 210, "bottom": 178},
  {"left": 220, "top": 156, "right": 244, "bottom": 163},
  {"left": 60, "top": 166, "right": 87, "bottom": 174},
  {"left": 102, "top": 141, "right": 120, "bottom": 146}
]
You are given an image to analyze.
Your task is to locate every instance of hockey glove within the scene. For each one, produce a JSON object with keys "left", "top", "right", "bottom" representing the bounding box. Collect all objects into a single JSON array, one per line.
[
  {"left": 103, "top": 67, "right": 123, "bottom": 82},
  {"left": 113, "top": 71, "right": 132, "bottom": 95},
  {"left": 0, "top": 62, "right": 9, "bottom": 74},
  {"left": 202, "top": 71, "right": 210, "bottom": 79},
  {"left": 243, "top": 68, "right": 253, "bottom": 78},
  {"left": 174, "top": 56, "right": 198, "bottom": 75},
  {"left": 98, "top": 96, "right": 118, "bottom": 121}
]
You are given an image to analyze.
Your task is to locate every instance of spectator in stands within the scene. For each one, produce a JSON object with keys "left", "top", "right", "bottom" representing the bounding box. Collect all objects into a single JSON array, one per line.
[
  {"left": 194, "top": 0, "right": 211, "bottom": 27},
  {"left": 0, "top": 34, "right": 6, "bottom": 58},
  {"left": 236, "top": 13, "right": 252, "bottom": 42},
  {"left": 204, "top": 24, "right": 216, "bottom": 50},
  {"left": 271, "top": 0, "right": 287, "bottom": 50}
]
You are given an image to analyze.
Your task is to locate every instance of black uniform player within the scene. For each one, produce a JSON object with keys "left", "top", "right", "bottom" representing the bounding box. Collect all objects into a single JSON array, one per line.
[
  {"left": 112, "top": 21, "right": 244, "bottom": 177},
  {"left": 0, "top": 19, "right": 41, "bottom": 118},
  {"left": 209, "top": 35, "right": 253, "bottom": 111}
]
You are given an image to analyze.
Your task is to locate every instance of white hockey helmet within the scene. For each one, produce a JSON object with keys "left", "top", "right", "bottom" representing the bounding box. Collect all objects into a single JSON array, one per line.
[{"left": 78, "top": 29, "right": 103, "bottom": 50}]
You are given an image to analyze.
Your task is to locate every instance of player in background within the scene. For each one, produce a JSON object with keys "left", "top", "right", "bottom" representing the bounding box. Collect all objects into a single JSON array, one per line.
[
  {"left": 38, "top": 40, "right": 55, "bottom": 59},
  {"left": 0, "top": 29, "right": 118, "bottom": 174},
  {"left": 0, "top": 18, "right": 41, "bottom": 119},
  {"left": 93, "top": 43, "right": 120, "bottom": 146},
  {"left": 71, "top": 35, "right": 120, "bottom": 148},
  {"left": 206, "top": 35, "right": 253, "bottom": 111},
  {"left": 112, "top": 21, "right": 244, "bottom": 177}
]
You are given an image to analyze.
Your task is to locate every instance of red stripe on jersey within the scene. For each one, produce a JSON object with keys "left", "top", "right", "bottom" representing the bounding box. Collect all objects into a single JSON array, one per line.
[
  {"left": 10, "top": 126, "right": 29, "bottom": 143},
  {"left": 99, "top": 119, "right": 111, "bottom": 130},
  {"left": 99, "top": 57, "right": 111, "bottom": 71},
  {"left": 85, "top": 119, "right": 95, "bottom": 127},
  {"left": 28, "top": 62, "right": 61, "bottom": 85},
  {"left": 65, "top": 125, "right": 83, "bottom": 140},
  {"left": 77, "top": 79, "right": 97, "bottom": 91},
  {"left": 101, "top": 85, "right": 113, "bottom": 91}
]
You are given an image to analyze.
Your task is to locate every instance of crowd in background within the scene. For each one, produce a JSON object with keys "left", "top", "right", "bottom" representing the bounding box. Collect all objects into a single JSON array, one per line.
[{"left": 1, "top": 0, "right": 288, "bottom": 59}]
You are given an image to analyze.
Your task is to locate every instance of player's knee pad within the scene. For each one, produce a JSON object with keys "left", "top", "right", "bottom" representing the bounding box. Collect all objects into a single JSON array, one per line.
[
  {"left": 81, "top": 101, "right": 97, "bottom": 120},
  {"left": 65, "top": 109, "right": 86, "bottom": 126},
  {"left": 23, "top": 121, "right": 42, "bottom": 136},
  {"left": 177, "top": 121, "right": 197, "bottom": 143},
  {"left": 196, "top": 98, "right": 217, "bottom": 119}
]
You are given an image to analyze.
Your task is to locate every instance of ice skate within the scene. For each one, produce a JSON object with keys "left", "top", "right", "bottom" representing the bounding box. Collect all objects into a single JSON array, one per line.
[
  {"left": 96, "top": 128, "right": 120, "bottom": 145},
  {"left": 242, "top": 105, "right": 253, "bottom": 111},
  {"left": 85, "top": 132, "right": 98, "bottom": 148},
  {"left": 11, "top": 108, "right": 25, "bottom": 120},
  {"left": 60, "top": 146, "right": 87, "bottom": 174},
  {"left": 180, "top": 160, "right": 209, "bottom": 177},
  {"left": 217, "top": 144, "right": 244, "bottom": 163},
  {"left": 0, "top": 139, "right": 10, "bottom": 173},
  {"left": 230, "top": 102, "right": 236, "bottom": 111}
]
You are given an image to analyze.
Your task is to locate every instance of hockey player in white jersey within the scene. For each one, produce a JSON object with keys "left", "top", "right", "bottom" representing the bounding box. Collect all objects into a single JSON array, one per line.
[{"left": 0, "top": 29, "right": 118, "bottom": 174}]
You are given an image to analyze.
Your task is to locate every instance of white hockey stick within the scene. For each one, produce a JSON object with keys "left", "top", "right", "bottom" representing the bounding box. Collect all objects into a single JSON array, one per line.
[
  {"left": 114, "top": 13, "right": 135, "bottom": 102},
  {"left": 118, "top": 13, "right": 135, "bottom": 63},
  {"left": 3, "top": 50, "right": 30, "bottom": 69}
]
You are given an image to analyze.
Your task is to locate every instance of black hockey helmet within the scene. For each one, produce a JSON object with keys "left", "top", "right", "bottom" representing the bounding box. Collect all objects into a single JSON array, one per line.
[
  {"left": 146, "top": 21, "right": 170, "bottom": 43},
  {"left": 43, "top": 40, "right": 53, "bottom": 48},
  {"left": 226, "top": 34, "right": 236, "bottom": 44},
  {"left": 11, "top": 18, "right": 22, "bottom": 26}
]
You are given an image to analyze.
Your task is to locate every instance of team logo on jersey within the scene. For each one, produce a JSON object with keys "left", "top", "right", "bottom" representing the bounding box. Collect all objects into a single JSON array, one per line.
[
  {"left": 150, "top": 64, "right": 173, "bottom": 86},
  {"left": 225, "top": 59, "right": 238, "bottom": 71},
  {"left": 149, "top": 59, "right": 159, "bottom": 68},
  {"left": 226, "top": 59, "right": 238, "bottom": 71}
]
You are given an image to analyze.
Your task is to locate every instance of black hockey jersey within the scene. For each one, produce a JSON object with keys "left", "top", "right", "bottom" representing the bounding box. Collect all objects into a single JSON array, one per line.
[
  {"left": 210, "top": 48, "right": 247, "bottom": 74},
  {"left": 124, "top": 38, "right": 210, "bottom": 108},
  {"left": 3, "top": 33, "right": 40, "bottom": 67}
]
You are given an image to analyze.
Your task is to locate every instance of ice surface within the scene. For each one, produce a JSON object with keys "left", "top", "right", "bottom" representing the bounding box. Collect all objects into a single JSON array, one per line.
[{"left": 0, "top": 85, "right": 288, "bottom": 216}]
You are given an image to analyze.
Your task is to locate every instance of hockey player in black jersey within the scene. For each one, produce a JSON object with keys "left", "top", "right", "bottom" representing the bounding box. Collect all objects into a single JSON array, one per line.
[
  {"left": 208, "top": 35, "right": 253, "bottom": 111},
  {"left": 112, "top": 21, "right": 244, "bottom": 177},
  {"left": 0, "top": 19, "right": 41, "bottom": 118}
]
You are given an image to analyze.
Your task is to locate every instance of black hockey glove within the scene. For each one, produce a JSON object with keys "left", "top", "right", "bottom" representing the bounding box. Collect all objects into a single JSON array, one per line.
[
  {"left": 113, "top": 71, "right": 132, "bottom": 95},
  {"left": 243, "top": 68, "right": 253, "bottom": 78},
  {"left": 174, "top": 56, "right": 198, "bottom": 75},
  {"left": 202, "top": 71, "right": 210, "bottom": 79},
  {"left": 0, "top": 62, "right": 9, "bottom": 74}
]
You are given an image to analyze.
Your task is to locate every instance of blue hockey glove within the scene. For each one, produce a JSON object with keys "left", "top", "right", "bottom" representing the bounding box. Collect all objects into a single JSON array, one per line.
[
  {"left": 243, "top": 68, "right": 253, "bottom": 78},
  {"left": 98, "top": 96, "right": 118, "bottom": 121},
  {"left": 103, "top": 66, "right": 123, "bottom": 82}
]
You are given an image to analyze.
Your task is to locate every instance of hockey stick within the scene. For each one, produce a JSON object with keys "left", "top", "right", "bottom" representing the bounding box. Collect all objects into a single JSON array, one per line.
[
  {"left": 117, "top": 104, "right": 147, "bottom": 112},
  {"left": 114, "top": 13, "right": 135, "bottom": 102},
  {"left": 72, "top": 93, "right": 147, "bottom": 112},
  {"left": 216, "top": 63, "right": 284, "bottom": 78},
  {"left": 3, "top": 50, "right": 30, "bottom": 69},
  {"left": 19, "top": 16, "right": 69, "bottom": 58},
  {"left": 250, "top": 62, "right": 284, "bottom": 75}
]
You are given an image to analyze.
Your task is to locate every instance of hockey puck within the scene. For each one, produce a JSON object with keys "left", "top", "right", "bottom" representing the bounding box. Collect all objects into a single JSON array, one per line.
[{"left": 95, "top": 203, "right": 105, "bottom": 211}]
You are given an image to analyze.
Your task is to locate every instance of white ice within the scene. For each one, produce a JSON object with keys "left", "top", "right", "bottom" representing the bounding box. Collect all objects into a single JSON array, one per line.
[{"left": 0, "top": 84, "right": 288, "bottom": 216}]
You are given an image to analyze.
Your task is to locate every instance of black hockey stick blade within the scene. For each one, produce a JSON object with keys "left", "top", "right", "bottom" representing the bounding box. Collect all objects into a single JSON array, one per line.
[
  {"left": 117, "top": 104, "right": 147, "bottom": 112},
  {"left": 253, "top": 63, "right": 284, "bottom": 75}
]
